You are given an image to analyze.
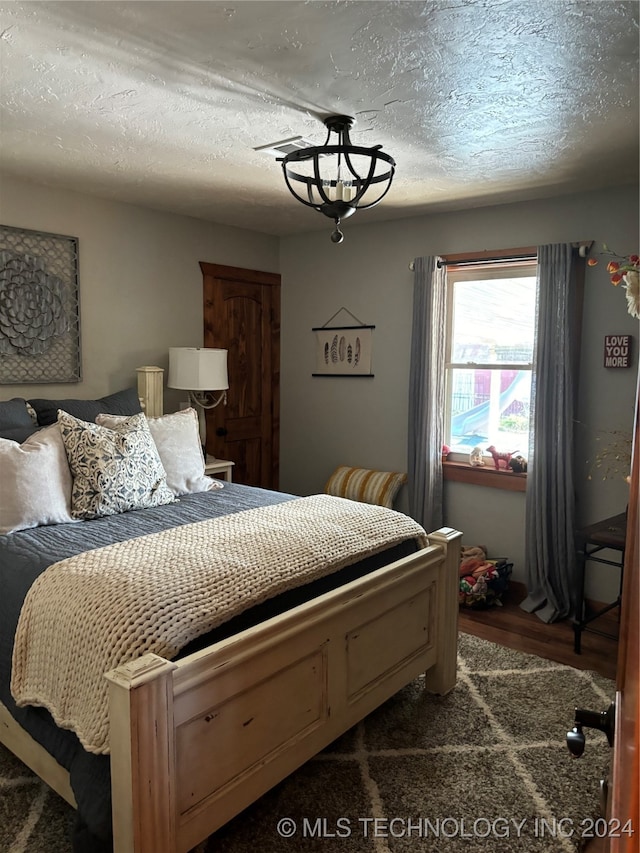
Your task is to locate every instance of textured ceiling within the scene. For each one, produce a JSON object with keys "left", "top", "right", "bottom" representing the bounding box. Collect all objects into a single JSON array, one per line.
[{"left": 0, "top": 1, "right": 638, "bottom": 237}]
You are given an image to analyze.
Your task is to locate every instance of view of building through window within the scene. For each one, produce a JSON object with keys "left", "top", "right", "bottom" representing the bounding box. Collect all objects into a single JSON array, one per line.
[{"left": 445, "top": 265, "right": 537, "bottom": 458}]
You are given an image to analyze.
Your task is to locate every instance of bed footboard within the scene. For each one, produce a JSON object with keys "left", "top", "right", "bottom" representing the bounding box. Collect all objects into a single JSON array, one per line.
[{"left": 106, "top": 527, "right": 461, "bottom": 853}]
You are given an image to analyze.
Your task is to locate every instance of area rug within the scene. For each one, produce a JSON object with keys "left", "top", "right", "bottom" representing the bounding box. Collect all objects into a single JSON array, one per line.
[{"left": 0, "top": 633, "right": 615, "bottom": 853}]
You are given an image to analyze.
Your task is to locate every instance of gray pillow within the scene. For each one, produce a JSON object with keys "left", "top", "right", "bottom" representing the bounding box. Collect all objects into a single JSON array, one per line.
[
  {"left": 0, "top": 398, "right": 39, "bottom": 442},
  {"left": 28, "top": 387, "right": 142, "bottom": 427}
]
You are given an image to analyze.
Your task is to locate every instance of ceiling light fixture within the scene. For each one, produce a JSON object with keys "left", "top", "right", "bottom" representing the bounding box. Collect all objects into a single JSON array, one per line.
[{"left": 279, "top": 115, "right": 396, "bottom": 243}]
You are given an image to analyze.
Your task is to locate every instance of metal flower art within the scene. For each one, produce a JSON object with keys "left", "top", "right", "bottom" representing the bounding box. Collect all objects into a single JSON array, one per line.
[{"left": 0, "top": 250, "right": 70, "bottom": 355}]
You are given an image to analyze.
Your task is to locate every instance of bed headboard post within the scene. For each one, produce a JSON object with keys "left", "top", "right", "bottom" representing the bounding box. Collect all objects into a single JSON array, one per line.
[{"left": 136, "top": 366, "right": 164, "bottom": 418}]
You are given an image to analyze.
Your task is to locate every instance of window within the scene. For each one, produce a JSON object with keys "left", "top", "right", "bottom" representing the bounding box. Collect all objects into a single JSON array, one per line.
[{"left": 444, "top": 259, "right": 537, "bottom": 461}]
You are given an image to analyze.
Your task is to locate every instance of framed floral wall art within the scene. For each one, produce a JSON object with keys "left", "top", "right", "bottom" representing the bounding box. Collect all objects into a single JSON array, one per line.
[{"left": 0, "top": 224, "right": 81, "bottom": 383}]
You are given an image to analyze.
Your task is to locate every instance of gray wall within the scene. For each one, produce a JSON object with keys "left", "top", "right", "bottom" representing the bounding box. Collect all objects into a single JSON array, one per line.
[
  {"left": 279, "top": 186, "right": 639, "bottom": 599},
  {"left": 0, "top": 173, "right": 280, "bottom": 412},
  {"left": 2, "top": 173, "right": 636, "bottom": 602}
]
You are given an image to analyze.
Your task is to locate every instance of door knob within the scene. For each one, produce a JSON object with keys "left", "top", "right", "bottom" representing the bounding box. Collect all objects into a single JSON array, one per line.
[
  {"left": 566, "top": 702, "right": 615, "bottom": 758},
  {"left": 567, "top": 724, "right": 586, "bottom": 757},
  {"left": 216, "top": 427, "right": 228, "bottom": 436}
]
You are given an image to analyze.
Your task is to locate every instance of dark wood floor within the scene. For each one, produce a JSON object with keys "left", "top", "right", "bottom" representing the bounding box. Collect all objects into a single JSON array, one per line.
[{"left": 458, "top": 582, "right": 619, "bottom": 682}]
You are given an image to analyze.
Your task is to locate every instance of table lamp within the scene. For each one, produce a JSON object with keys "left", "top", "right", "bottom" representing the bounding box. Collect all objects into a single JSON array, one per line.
[{"left": 167, "top": 347, "right": 228, "bottom": 452}]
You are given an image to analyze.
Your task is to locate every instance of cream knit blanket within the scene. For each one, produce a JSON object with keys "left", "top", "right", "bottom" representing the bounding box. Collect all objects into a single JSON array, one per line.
[{"left": 11, "top": 495, "right": 427, "bottom": 754}]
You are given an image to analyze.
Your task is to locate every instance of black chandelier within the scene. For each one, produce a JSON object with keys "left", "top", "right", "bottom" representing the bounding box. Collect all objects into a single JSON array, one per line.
[{"left": 279, "top": 115, "right": 396, "bottom": 243}]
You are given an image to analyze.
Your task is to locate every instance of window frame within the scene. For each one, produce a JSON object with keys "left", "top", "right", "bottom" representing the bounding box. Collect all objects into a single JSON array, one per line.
[{"left": 440, "top": 248, "right": 538, "bottom": 488}]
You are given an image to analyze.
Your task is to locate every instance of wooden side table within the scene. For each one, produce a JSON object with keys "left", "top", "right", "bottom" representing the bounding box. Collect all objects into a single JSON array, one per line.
[
  {"left": 573, "top": 512, "right": 627, "bottom": 654},
  {"left": 204, "top": 457, "right": 235, "bottom": 483}
]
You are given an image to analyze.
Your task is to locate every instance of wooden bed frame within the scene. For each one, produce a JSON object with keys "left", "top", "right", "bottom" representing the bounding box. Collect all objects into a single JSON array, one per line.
[{"left": 0, "top": 367, "right": 462, "bottom": 853}]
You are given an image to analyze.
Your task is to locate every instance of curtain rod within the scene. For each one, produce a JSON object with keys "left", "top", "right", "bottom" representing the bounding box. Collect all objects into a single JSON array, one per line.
[
  {"left": 408, "top": 241, "right": 592, "bottom": 271},
  {"left": 437, "top": 253, "right": 536, "bottom": 269},
  {"left": 408, "top": 254, "right": 534, "bottom": 271}
]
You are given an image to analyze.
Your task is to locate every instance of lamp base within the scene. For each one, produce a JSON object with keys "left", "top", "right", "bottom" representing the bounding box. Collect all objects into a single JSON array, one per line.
[{"left": 192, "top": 404, "right": 207, "bottom": 450}]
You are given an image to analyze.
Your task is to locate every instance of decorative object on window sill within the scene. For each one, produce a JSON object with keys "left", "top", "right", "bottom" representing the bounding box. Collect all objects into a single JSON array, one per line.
[
  {"left": 312, "top": 307, "right": 374, "bottom": 377},
  {"left": 469, "top": 446, "right": 486, "bottom": 466},
  {"left": 508, "top": 454, "right": 528, "bottom": 473},
  {"left": 279, "top": 114, "right": 395, "bottom": 244},
  {"left": 0, "top": 224, "right": 81, "bottom": 383},
  {"left": 443, "top": 459, "right": 527, "bottom": 491},
  {"left": 588, "top": 245, "right": 640, "bottom": 319},
  {"left": 167, "top": 347, "right": 228, "bottom": 448},
  {"left": 486, "top": 445, "right": 518, "bottom": 471},
  {"left": 442, "top": 444, "right": 451, "bottom": 464}
]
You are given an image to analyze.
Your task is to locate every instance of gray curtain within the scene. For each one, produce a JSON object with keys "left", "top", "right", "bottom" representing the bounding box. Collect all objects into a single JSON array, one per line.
[
  {"left": 407, "top": 256, "right": 447, "bottom": 532},
  {"left": 520, "top": 244, "right": 581, "bottom": 622}
]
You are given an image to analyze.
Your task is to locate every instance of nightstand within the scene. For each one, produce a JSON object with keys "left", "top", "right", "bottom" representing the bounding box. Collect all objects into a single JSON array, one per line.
[{"left": 204, "top": 457, "right": 235, "bottom": 483}]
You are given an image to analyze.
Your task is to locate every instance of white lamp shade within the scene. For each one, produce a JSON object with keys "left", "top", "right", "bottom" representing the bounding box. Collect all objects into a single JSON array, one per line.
[{"left": 168, "top": 347, "right": 229, "bottom": 391}]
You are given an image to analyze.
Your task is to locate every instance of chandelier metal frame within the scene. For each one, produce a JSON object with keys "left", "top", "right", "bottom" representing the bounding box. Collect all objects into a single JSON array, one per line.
[{"left": 279, "top": 115, "right": 396, "bottom": 242}]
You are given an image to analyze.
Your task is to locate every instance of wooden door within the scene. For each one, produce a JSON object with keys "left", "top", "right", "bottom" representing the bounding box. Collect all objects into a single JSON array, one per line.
[
  {"left": 200, "top": 262, "right": 280, "bottom": 489},
  {"left": 608, "top": 373, "right": 639, "bottom": 853}
]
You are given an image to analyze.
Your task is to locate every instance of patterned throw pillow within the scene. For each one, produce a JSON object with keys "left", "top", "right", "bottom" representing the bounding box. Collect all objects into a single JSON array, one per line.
[
  {"left": 57, "top": 410, "right": 175, "bottom": 519},
  {"left": 324, "top": 466, "right": 407, "bottom": 509},
  {"left": 96, "top": 408, "right": 222, "bottom": 496}
]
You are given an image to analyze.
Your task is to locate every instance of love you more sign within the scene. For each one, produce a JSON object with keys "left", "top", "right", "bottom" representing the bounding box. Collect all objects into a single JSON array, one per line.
[{"left": 603, "top": 335, "right": 632, "bottom": 368}]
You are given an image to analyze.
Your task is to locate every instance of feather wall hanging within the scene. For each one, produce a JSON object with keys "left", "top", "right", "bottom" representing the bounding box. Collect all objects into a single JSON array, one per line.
[{"left": 312, "top": 307, "right": 374, "bottom": 377}]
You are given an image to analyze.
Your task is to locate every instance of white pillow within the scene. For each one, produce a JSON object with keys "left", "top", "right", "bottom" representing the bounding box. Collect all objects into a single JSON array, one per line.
[
  {"left": 97, "top": 408, "right": 222, "bottom": 497},
  {"left": 58, "top": 410, "right": 176, "bottom": 520},
  {"left": 0, "top": 424, "right": 77, "bottom": 535}
]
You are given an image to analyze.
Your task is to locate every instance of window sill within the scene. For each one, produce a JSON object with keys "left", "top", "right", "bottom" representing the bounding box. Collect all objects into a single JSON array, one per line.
[{"left": 442, "top": 460, "right": 527, "bottom": 492}]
